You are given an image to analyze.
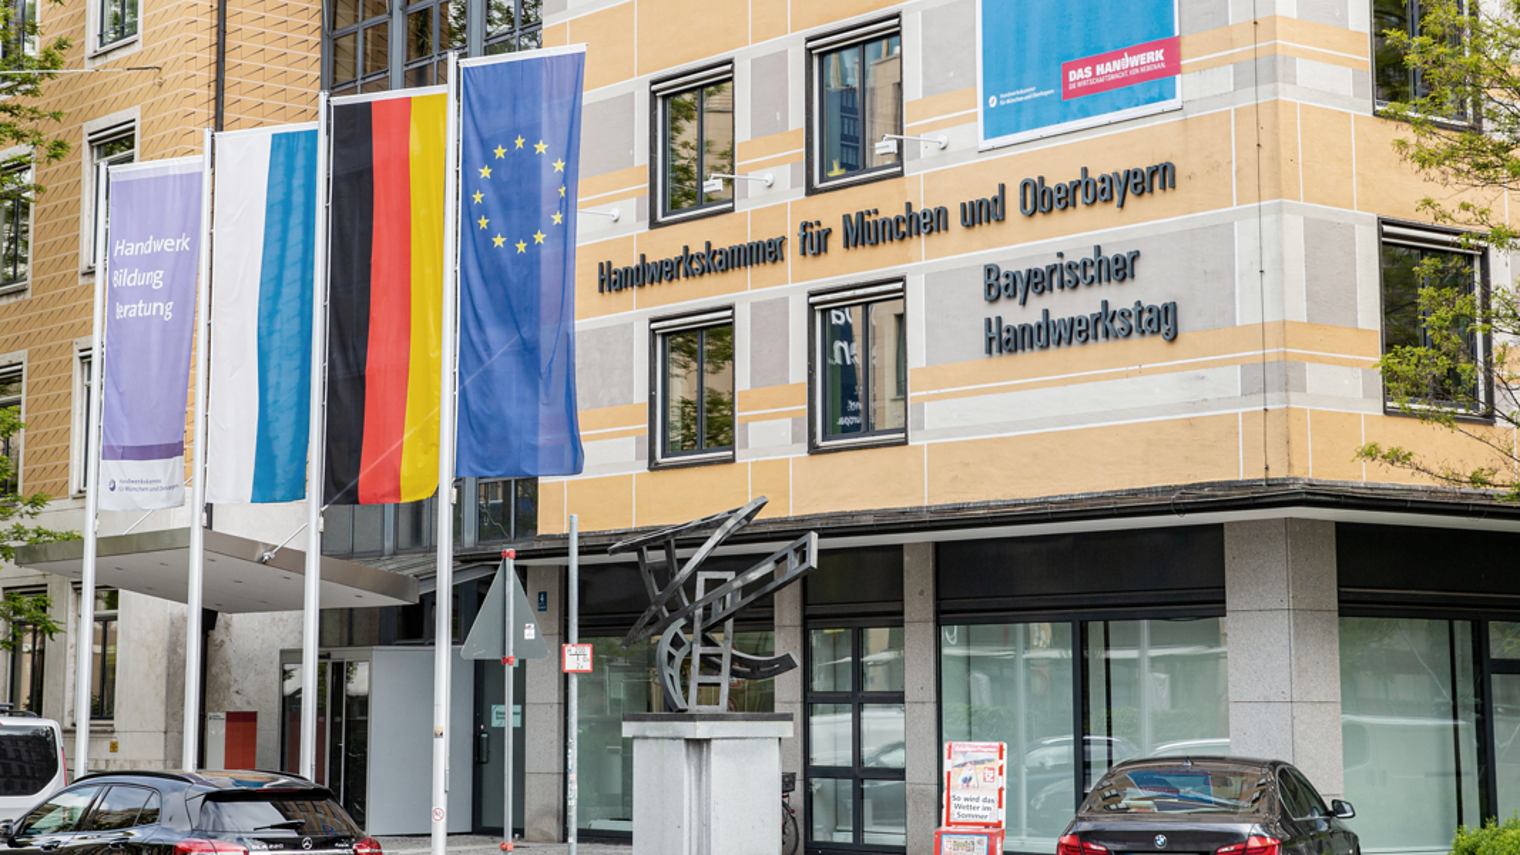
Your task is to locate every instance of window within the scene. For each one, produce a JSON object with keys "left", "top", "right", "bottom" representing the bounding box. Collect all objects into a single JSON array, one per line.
[
  {"left": 7, "top": 589, "right": 46, "bottom": 715},
  {"left": 327, "top": 0, "right": 542, "bottom": 94},
  {"left": 475, "top": 477, "right": 537, "bottom": 542},
  {"left": 810, "top": 21, "right": 901, "bottom": 190},
  {"left": 89, "top": 589, "right": 117, "bottom": 720},
  {"left": 73, "top": 351, "right": 91, "bottom": 494},
  {"left": 653, "top": 66, "right": 734, "bottom": 221},
  {"left": 1, "top": 364, "right": 19, "bottom": 495},
  {"left": 81, "top": 786, "right": 156, "bottom": 831},
  {"left": 1379, "top": 224, "right": 1485, "bottom": 410},
  {"left": 320, "top": 477, "right": 538, "bottom": 557},
  {"left": 0, "top": 169, "right": 31, "bottom": 289},
  {"left": 17, "top": 786, "right": 102, "bottom": 836},
  {"left": 652, "top": 311, "right": 734, "bottom": 465},
  {"left": 810, "top": 284, "right": 907, "bottom": 449},
  {"left": 1, "top": 0, "right": 38, "bottom": 59},
  {"left": 88, "top": 130, "right": 133, "bottom": 270},
  {"left": 328, "top": 0, "right": 390, "bottom": 95},
  {"left": 1374, "top": 0, "right": 1467, "bottom": 114},
  {"left": 483, "top": 0, "right": 541, "bottom": 54},
  {"left": 401, "top": 0, "right": 461, "bottom": 89},
  {"left": 97, "top": 0, "right": 137, "bottom": 49}
]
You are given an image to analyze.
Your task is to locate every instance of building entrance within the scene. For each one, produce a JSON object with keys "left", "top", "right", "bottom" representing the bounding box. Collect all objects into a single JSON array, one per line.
[
  {"left": 473, "top": 657, "right": 526, "bottom": 836},
  {"left": 279, "top": 656, "right": 371, "bottom": 826}
]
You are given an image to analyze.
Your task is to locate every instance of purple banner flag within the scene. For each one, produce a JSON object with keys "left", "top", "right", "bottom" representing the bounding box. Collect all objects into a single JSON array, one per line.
[{"left": 99, "top": 157, "right": 204, "bottom": 511}]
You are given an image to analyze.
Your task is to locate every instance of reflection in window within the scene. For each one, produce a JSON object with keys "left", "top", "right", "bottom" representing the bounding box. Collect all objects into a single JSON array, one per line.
[
  {"left": 90, "top": 588, "right": 118, "bottom": 720},
  {"left": 483, "top": 0, "right": 541, "bottom": 54},
  {"left": 98, "top": 0, "right": 137, "bottom": 48},
  {"left": 660, "top": 323, "right": 734, "bottom": 459},
  {"left": 1, "top": 366, "right": 20, "bottom": 495},
  {"left": 1373, "top": 0, "right": 1467, "bottom": 119},
  {"left": 1380, "top": 240, "right": 1481, "bottom": 408},
  {"left": 327, "top": 0, "right": 389, "bottom": 95},
  {"left": 820, "top": 297, "right": 906, "bottom": 442},
  {"left": 816, "top": 33, "right": 901, "bottom": 186},
  {"left": 0, "top": 169, "right": 31, "bottom": 288},
  {"left": 660, "top": 79, "right": 734, "bottom": 217}
]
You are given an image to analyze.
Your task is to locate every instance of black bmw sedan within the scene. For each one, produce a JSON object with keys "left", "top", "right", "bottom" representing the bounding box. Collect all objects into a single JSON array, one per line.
[
  {"left": 0, "top": 770, "right": 379, "bottom": 855},
  {"left": 1058, "top": 757, "right": 1359, "bottom": 855}
]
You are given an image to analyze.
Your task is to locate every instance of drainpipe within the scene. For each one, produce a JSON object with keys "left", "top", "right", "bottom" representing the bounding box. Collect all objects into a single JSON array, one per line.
[{"left": 213, "top": 0, "right": 227, "bottom": 131}]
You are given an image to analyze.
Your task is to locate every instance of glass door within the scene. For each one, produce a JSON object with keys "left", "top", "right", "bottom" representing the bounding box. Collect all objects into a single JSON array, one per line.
[
  {"left": 805, "top": 625, "right": 906, "bottom": 853},
  {"left": 280, "top": 657, "right": 371, "bottom": 826}
]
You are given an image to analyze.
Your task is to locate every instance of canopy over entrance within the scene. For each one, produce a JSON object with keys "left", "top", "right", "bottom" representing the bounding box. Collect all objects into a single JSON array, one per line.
[{"left": 15, "top": 527, "right": 418, "bottom": 612}]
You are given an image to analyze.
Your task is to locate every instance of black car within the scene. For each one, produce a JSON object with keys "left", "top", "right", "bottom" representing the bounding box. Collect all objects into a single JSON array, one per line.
[
  {"left": 0, "top": 770, "right": 379, "bottom": 855},
  {"left": 1058, "top": 757, "right": 1359, "bottom": 855}
]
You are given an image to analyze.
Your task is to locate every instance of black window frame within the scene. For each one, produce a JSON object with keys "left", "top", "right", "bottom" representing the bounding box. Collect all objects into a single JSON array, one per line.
[
  {"left": 481, "top": 0, "right": 541, "bottom": 55},
  {"left": 650, "top": 63, "right": 736, "bottom": 226},
  {"left": 648, "top": 307, "right": 737, "bottom": 469},
  {"left": 96, "top": 0, "right": 137, "bottom": 51},
  {"left": 0, "top": 0, "right": 37, "bottom": 62},
  {"left": 320, "top": 477, "right": 539, "bottom": 558},
  {"left": 808, "top": 280, "right": 908, "bottom": 453},
  {"left": 6, "top": 587, "right": 46, "bottom": 715},
  {"left": 0, "top": 166, "right": 32, "bottom": 291},
  {"left": 1, "top": 363, "right": 20, "bottom": 495},
  {"left": 326, "top": 0, "right": 393, "bottom": 95},
  {"left": 87, "top": 128, "right": 134, "bottom": 272},
  {"left": 1377, "top": 220, "right": 1491, "bottom": 417},
  {"left": 805, "top": 17, "right": 903, "bottom": 195},
  {"left": 88, "top": 587, "right": 118, "bottom": 721},
  {"left": 1372, "top": 0, "right": 1473, "bottom": 123}
]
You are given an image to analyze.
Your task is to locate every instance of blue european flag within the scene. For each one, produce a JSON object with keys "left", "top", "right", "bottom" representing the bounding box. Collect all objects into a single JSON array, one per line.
[{"left": 456, "top": 49, "right": 586, "bottom": 478}]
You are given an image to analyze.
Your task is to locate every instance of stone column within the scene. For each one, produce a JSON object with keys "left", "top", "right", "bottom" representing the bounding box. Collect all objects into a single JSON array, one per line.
[
  {"left": 524, "top": 564, "right": 565, "bottom": 841},
  {"left": 1225, "top": 519, "right": 1343, "bottom": 798},
  {"left": 904, "top": 542, "right": 938, "bottom": 855},
  {"left": 774, "top": 578, "right": 805, "bottom": 840}
]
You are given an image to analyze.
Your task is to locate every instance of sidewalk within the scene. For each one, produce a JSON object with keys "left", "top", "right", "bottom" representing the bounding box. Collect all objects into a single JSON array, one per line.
[{"left": 376, "top": 835, "right": 631, "bottom": 855}]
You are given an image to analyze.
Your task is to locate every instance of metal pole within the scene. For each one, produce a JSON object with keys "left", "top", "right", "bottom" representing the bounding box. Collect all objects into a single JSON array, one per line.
[
  {"left": 431, "top": 50, "right": 462, "bottom": 855},
  {"left": 567, "top": 515, "right": 579, "bottom": 855},
  {"left": 75, "top": 160, "right": 110, "bottom": 780},
  {"left": 301, "top": 92, "right": 332, "bottom": 782},
  {"left": 183, "top": 128, "right": 215, "bottom": 771},
  {"left": 503, "top": 551, "right": 515, "bottom": 849}
]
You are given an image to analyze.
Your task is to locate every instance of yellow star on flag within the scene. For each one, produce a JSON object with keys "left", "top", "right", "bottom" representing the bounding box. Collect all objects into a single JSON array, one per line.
[
  {"left": 516, "top": 240, "right": 527, "bottom": 253},
  {"left": 559, "top": 186, "right": 566, "bottom": 197},
  {"left": 477, "top": 216, "right": 489, "bottom": 230},
  {"left": 552, "top": 158, "right": 565, "bottom": 173},
  {"left": 514, "top": 135, "right": 525, "bottom": 149},
  {"left": 479, "top": 165, "right": 492, "bottom": 178},
  {"left": 472, "top": 190, "right": 483, "bottom": 204},
  {"left": 492, "top": 234, "right": 506, "bottom": 248},
  {"left": 493, "top": 145, "right": 507, "bottom": 158},
  {"left": 552, "top": 212, "right": 563, "bottom": 225},
  {"left": 533, "top": 230, "right": 546, "bottom": 244},
  {"left": 534, "top": 140, "right": 548, "bottom": 155}
]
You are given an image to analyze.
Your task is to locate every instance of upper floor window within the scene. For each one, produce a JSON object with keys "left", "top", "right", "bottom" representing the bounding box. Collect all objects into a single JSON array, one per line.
[
  {"left": 322, "top": 477, "right": 539, "bottom": 557},
  {"left": 98, "top": 0, "right": 137, "bottom": 49},
  {"left": 402, "top": 0, "right": 461, "bottom": 88},
  {"left": 483, "top": 0, "right": 541, "bottom": 54},
  {"left": 810, "top": 282, "right": 907, "bottom": 450},
  {"left": 74, "top": 350, "right": 92, "bottom": 494},
  {"left": 329, "top": 0, "right": 391, "bottom": 95},
  {"left": 809, "top": 20, "right": 901, "bottom": 192},
  {"left": 88, "top": 129, "right": 134, "bottom": 270},
  {"left": 1374, "top": 0, "right": 1470, "bottom": 118},
  {"left": 1, "top": 0, "right": 38, "bottom": 60},
  {"left": 652, "top": 309, "right": 735, "bottom": 466},
  {"left": 1, "top": 364, "right": 19, "bottom": 494},
  {"left": 653, "top": 66, "right": 734, "bottom": 222},
  {"left": 0, "top": 168, "right": 32, "bottom": 290},
  {"left": 1379, "top": 223, "right": 1485, "bottom": 411}
]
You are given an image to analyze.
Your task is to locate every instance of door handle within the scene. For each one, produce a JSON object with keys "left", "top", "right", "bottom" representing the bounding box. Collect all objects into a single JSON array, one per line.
[
  {"left": 107, "top": 840, "right": 128, "bottom": 851},
  {"left": 39, "top": 842, "right": 59, "bottom": 852},
  {"left": 476, "top": 730, "right": 490, "bottom": 764}
]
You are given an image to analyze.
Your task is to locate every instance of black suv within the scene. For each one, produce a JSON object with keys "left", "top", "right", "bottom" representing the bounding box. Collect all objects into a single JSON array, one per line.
[{"left": 0, "top": 770, "right": 379, "bottom": 855}]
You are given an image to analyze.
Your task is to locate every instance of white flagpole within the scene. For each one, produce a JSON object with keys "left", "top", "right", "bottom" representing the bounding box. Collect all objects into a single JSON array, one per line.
[
  {"left": 183, "top": 127, "right": 214, "bottom": 771},
  {"left": 301, "top": 92, "right": 332, "bottom": 783},
  {"left": 432, "top": 50, "right": 461, "bottom": 855},
  {"left": 75, "top": 161, "right": 111, "bottom": 780}
]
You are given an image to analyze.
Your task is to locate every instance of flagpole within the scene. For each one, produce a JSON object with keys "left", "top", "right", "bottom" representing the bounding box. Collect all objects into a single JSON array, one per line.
[
  {"left": 182, "top": 127, "right": 214, "bottom": 772},
  {"left": 75, "top": 160, "right": 111, "bottom": 779},
  {"left": 301, "top": 91, "right": 332, "bottom": 783},
  {"left": 432, "top": 50, "right": 461, "bottom": 855}
]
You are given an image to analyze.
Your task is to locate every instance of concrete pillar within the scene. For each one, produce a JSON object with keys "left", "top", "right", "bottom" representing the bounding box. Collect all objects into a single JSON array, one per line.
[
  {"left": 1225, "top": 519, "right": 1343, "bottom": 798},
  {"left": 774, "top": 575, "right": 804, "bottom": 841},
  {"left": 524, "top": 564, "right": 565, "bottom": 841},
  {"left": 904, "top": 542, "right": 937, "bottom": 855}
]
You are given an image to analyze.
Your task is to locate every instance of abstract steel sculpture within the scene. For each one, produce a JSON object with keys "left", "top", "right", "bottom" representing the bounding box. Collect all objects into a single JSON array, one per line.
[{"left": 611, "top": 496, "right": 818, "bottom": 712}]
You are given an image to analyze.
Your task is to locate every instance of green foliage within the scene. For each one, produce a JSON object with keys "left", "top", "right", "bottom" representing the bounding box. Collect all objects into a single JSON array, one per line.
[
  {"left": 1, "top": 407, "right": 76, "bottom": 653},
  {"left": 0, "top": 0, "right": 73, "bottom": 206},
  {"left": 0, "top": 590, "right": 58, "bottom": 654},
  {"left": 1356, "top": 0, "right": 1520, "bottom": 496},
  {"left": 1452, "top": 814, "right": 1520, "bottom": 855}
]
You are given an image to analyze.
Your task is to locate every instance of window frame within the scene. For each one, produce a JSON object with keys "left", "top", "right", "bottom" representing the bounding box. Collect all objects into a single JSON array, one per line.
[
  {"left": 1, "top": 362, "right": 20, "bottom": 495},
  {"left": 481, "top": 0, "right": 543, "bottom": 56},
  {"left": 93, "top": 0, "right": 137, "bottom": 53},
  {"left": 324, "top": 0, "right": 391, "bottom": 96},
  {"left": 807, "top": 280, "right": 909, "bottom": 454},
  {"left": 805, "top": 17, "right": 903, "bottom": 195},
  {"left": 648, "top": 307, "right": 737, "bottom": 469},
  {"left": 0, "top": 165, "right": 32, "bottom": 293},
  {"left": 86, "top": 588, "right": 118, "bottom": 722},
  {"left": 650, "top": 63, "right": 736, "bottom": 226},
  {"left": 6, "top": 585, "right": 46, "bottom": 715},
  {"left": 1371, "top": 0, "right": 1474, "bottom": 125},
  {"left": 72, "top": 348, "right": 92, "bottom": 496},
  {"left": 84, "top": 126, "right": 135, "bottom": 273},
  {"left": 1377, "top": 219, "right": 1491, "bottom": 419}
]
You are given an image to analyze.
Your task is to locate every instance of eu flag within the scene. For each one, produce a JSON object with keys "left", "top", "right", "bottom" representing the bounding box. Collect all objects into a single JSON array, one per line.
[{"left": 457, "top": 49, "right": 586, "bottom": 477}]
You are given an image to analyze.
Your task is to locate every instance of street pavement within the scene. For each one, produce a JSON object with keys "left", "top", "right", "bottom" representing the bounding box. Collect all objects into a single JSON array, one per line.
[{"left": 376, "top": 835, "right": 630, "bottom": 855}]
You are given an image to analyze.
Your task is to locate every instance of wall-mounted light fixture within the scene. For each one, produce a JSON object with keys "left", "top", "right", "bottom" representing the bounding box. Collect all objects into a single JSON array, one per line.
[
  {"left": 875, "top": 134, "right": 948, "bottom": 155},
  {"left": 703, "top": 172, "right": 774, "bottom": 195},
  {"left": 579, "top": 208, "right": 620, "bottom": 223}
]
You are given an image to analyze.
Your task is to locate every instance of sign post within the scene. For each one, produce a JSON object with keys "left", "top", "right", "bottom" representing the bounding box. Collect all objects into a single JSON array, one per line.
[
  {"left": 566, "top": 514, "right": 580, "bottom": 855},
  {"left": 934, "top": 741, "right": 1007, "bottom": 855}
]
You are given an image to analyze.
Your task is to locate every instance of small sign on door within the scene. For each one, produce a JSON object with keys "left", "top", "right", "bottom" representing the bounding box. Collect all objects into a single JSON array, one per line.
[{"left": 562, "top": 643, "right": 593, "bottom": 673}]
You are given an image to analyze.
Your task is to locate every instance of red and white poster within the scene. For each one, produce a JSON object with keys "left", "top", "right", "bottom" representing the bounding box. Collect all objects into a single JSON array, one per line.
[
  {"left": 1061, "top": 36, "right": 1181, "bottom": 100},
  {"left": 943, "top": 741, "right": 1006, "bottom": 827}
]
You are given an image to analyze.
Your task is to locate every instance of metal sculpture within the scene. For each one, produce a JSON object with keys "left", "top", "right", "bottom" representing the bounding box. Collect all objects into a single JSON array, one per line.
[{"left": 611, "top": 496, "right": 817, "bottom": 712}]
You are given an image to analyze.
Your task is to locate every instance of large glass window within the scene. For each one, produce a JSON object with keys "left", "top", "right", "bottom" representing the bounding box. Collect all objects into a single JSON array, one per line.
[
  {"left": 402, "top": 0, "right": 461, "bottom": 88},
  {"left": 942, "top": 617, "right": 1228, "bottom": 853},
  {"left": 1, "top": 365, "right": 19, "bottom": 495},
  {"left": 89, "top": 589, "right": 118, "bottom": 721},
  {"left": 328, "top": 0, "right": 390, "bottom": 95},
  {"left": 0, "top": 169, "right": 30, "bottom": 289},
  {"left": 814, "top": 290, "right": 907, "bottom": 447},
  {"left": 657, "top": 320, "right": 734, "bottom": 462},
  {"left": 656, "top": 73, "right": 734, "bottom": 219},
  {"left": 1380, "top": 236, "right": 1482, "bottom": 408},
  {"left": 7, "top": 590, "right": 46, "bottom": 715},
  {"left": 1340, "top": 617, "right": 1481, "bottom": 855},
  {"left": 88, "top": 130, "right": 134, "bottom": 270},
  {"left": 1374, "top": 0, "right": 1467, "bottom": 117},
  {"left": 806, "top": 626, "right": 906, "bottom": 849},
  {"left": 812, "top": 28, "right": 901, "bottom": 189},
  {"left": 321, "top": 477, "right": 536, "bottom": 557},
  {"left": 483, "top": 0, "right": 540, "bottom": 54}
]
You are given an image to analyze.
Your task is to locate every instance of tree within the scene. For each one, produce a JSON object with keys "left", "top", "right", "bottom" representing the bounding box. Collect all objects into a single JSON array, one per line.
[
  {"left": 0, "top": 408, "right": 69, "bottom": 653},
  {"left": 1355, "top": 0, "right": 1520, "bottom": 500}
]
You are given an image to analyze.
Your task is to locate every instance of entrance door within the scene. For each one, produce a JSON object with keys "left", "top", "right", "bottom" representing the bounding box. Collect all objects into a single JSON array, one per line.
[
  {"left": 474, "top": 659, "right": 526, "bottom": 836},
  {"left": 280, "top": 658, "right": 371, "bottom": 827}
]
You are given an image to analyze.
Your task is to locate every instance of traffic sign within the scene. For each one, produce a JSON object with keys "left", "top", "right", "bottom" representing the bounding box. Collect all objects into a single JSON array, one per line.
[
  {"left": 461, "top": 564, "right": 551, "bottom": 660},
  {"left": 563, "top": 643, "right": 592, "bottom": 673}
]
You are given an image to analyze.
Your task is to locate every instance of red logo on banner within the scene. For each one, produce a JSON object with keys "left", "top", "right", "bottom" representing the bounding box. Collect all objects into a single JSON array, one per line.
[{"left": 1061, "top": 36, "right": 1180, "bottom": 100}]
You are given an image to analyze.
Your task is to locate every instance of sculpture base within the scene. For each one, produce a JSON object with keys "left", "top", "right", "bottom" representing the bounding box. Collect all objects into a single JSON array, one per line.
[{"left": 622, "top": 713, "right": 794, "bottom": 855}]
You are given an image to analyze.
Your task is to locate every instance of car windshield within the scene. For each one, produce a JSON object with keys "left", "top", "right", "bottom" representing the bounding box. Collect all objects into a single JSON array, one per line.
[
  {"left": 0, "top": 725, "right": 60, "bottom": 797},
  {"left": 197, "top": 796, "right": 360, "bottom": 837},
  {"left": 1081, "top": 767, "right": 1269, "bottom": 815}
]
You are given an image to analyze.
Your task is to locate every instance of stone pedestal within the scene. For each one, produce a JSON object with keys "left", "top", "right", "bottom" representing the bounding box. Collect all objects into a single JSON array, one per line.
[{"left": 623, "top": 712, "right": 794, "bottom": 855}]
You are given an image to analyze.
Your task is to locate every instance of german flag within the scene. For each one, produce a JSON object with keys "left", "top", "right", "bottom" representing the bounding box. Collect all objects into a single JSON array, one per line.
[{"left": 325, "top": 90, "right": 447, "bottom": 505}]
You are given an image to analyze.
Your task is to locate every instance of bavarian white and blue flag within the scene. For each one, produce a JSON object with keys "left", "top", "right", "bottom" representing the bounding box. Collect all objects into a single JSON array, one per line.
[
  {"left": 205, "top": 124, "right": 318, "bottom": 504},
  {"left": 456, "top": 48, "right": 586, "bottom": 477}
]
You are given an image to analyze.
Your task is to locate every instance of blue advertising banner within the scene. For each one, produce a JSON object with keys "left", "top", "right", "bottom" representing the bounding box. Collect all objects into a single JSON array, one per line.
[{"left": 978, "top": 0, "right": 1180, "bottom": 148}]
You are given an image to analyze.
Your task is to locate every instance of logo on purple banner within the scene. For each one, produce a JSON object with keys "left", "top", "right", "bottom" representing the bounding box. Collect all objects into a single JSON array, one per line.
[{"left": 99, "top": 157, "right": 203, "bottom": 511}]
